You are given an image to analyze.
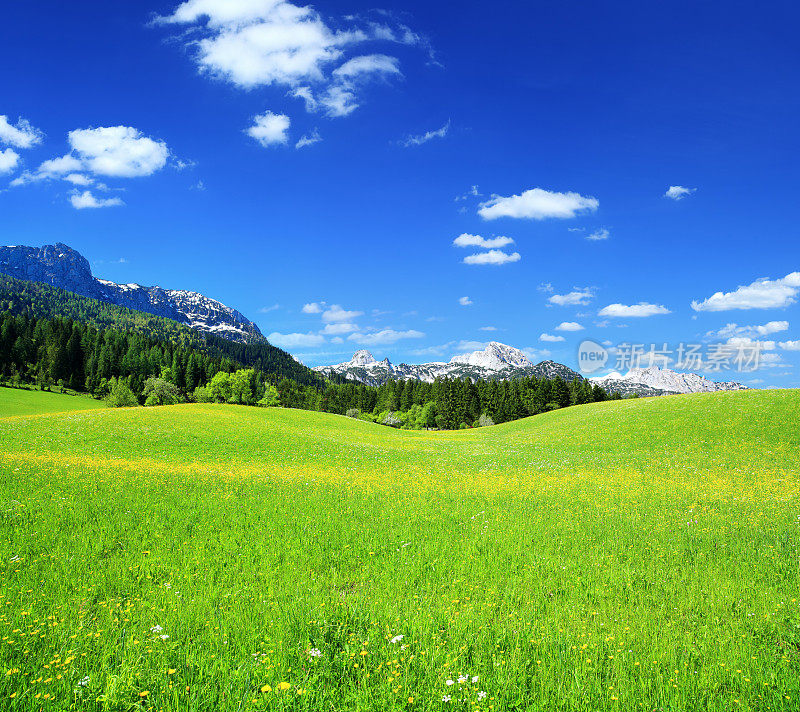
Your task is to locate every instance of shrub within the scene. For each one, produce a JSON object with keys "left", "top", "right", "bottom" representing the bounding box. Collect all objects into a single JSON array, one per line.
[
  {"left": 476, "top": 413, "right": 495, "bottom": 427},
  {"left": 105, "top": 380, "right": 138, "bottom": 408},
  {"left": 258, "top": 383, "right": 281, "bottom": 408},
  {"left": 345, "top": 408, "right": 361, "bottom": 419}
]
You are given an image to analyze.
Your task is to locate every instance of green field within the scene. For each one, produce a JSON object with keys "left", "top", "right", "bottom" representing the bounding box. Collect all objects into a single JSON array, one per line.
[
  {"left": 0, "top": 387, "right": 106, "bottom": 418},
  {"left": 0, "top": 389, "right": 798, "bottom": 711}
]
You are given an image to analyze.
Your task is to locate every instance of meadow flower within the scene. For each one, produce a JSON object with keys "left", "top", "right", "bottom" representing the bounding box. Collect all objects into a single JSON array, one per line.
[
  {"left": 442, "top": 695, "right": 452, "bottom": 702},
  {"left": 390, "top": 635, "right": 404, "bottom": 644},
  {"left": 308, "top": 648, "right": 322, "bottom": 658},
  {"left": 472, "top": 676, "right": 479, "bottom": 683},
  {"left": 478, "top": 691, "right": 487, "bottom": 700},
  {"left": 458, "top": 675, "right": 467, "bottom": 683},
  {"left": 150, "top": 625, "right": 163, "bottom": 633},
  {"left": 446, "top": 679, "right": 454, "bottom": 686}
]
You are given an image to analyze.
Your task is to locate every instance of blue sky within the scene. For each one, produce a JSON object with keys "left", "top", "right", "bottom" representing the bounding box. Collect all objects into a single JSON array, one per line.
[{"left": 1, "top": 0, "right": 799, "bottom": 384}]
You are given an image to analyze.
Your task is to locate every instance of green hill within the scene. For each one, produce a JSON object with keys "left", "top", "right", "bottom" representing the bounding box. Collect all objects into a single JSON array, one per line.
[
  {"left": 0, "top": 389, "right": 798, "bottom": 711},
  {"left": 0, "top": 385, "right": 105, "bottom": 417}
]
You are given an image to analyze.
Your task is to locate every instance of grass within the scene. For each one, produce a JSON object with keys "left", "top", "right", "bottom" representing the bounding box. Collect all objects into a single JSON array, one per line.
[
  {"left": 0, "top": 389, "right": 798, "bottom": 711},
  {"left": 0, "top": 386, "right": 105, "bottom": 418}
]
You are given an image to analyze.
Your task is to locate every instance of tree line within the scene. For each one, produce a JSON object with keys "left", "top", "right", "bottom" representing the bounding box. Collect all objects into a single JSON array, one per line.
[
  {"left": 0, "top": 274, "right": 319, "bottom": 385},
  {"left": 0, "top": 309, "right": 615, "bottom": 429}
]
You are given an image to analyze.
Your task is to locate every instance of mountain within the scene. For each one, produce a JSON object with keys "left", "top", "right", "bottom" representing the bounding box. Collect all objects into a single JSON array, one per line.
[
  {"left": 0, "top": 243, "right": 262, "bottom": 343},
  {"left": 314, "top": 341, "right": 584, "bottom": 386},
  {"left": 0, "top": 273, "right": 321, "bottom": 385},
  {"left": 590, "top": 365, "right": 748, "bottom": 397}
]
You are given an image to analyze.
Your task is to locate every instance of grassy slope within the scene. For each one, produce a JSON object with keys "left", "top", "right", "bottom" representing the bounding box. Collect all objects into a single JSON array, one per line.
[
  {"left": 0, "top": 386, "right": 105, "bottom": 418},
  {"left": 0, "top": 390, "right": 798, "bottom": 711}
]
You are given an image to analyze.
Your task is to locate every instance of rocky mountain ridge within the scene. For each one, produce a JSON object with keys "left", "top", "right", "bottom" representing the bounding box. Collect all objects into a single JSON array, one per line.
[
  {"left": 314, "top": 342, "right": 583, "bottom": 386},
  {"left": 0, "top": 243, "right": 262, "bottom": 343},
  {"left": 590, "top": 365, "right": 747, "bottom": 396}
]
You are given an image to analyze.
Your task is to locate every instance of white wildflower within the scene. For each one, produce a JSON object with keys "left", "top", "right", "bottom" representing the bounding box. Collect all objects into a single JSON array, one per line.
[{"left": 390, "top": 635, "right": 404, "bottom": 644}]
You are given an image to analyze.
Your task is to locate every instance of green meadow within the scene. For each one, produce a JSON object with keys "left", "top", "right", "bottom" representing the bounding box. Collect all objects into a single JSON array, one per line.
[
  {"left": 0, "top": 387, "right": 798, "bottom": 711},
  {"left": 0, "top": 387, "right": 105, "bottom": 418}
]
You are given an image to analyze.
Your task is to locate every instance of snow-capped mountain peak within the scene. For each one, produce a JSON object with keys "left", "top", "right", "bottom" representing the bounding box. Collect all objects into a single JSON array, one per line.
[
  {"left": 591, "top": 365, "right": 747, "bottom": 395},
  {"left": 313, "top": 342, "right": 579, "bottom": 387},
  {"left": 450, "top": 341, "right": 532, "bottom": 371},
  {"left": 0, "top": 243, "right": 263, "bottom": 343},
  {"left": 350, "top": 349, "right": 378, "bottom": 366}
]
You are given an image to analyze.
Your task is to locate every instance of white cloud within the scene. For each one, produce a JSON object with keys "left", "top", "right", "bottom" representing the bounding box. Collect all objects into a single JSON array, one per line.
[
  {"left": 555, "top": 321, "right": 584, "bottom": 331},
  {"left": 295, "top": 128, "right": 322, "bottom": 148},
  {"left": 478, "top": 187, "right": 598, "bottom": 220},
  {"left": 322, "top": 304, "right": 363, "bottom": 322},
  {"left": 68, "top": 126, "right": 169, "bottom": 177},
  {"left": 290, "top": 86, "right": 318, "bottom": 111},
  {"left": 321, "top": 322, "right": 358, "bottom": 335},
  {"left": 302, "top": 302, "right": 323, "bottom": 314},
  {"left": 64, "top": 173, "right": 93, "bottom": 186},
  {"left": 41, "top": 156, "right": 84, "bottom": 179},
  {"left": 692, "top": 273, "right": 800, "bottom": 312},
  {"left": 665, "top": 185, "right": 695, "bottom": 200},
  {"left": 157, "top": 1, "right": 418, "bottom": 119},
  {"left": 402, "top": 121, "right": 449, "bottom": 147},
  {"left": 779, "top": 340, "right": 800, "bottom": 351},
  {"left": 548, "top": 288, "right": 594, "bottom": 306},
  {"left": 725, "top": 336, "right": 775, "bottom": 351},
  {"left": 586, "top": 228, "right": 609, "bottom": 241},
  {"left": 539, "top": 333, "right": 565, "bottom": 342},
  {"left": 69, "top": 190, "right": 125, "bottom": 209},
  {"left": 0, "top": 148, "right": 20, "bottom": 175},
  {"left": 333, "top": 54, "right": 400, "bottom": 79},
  {"left": 454, "top": 185, "right": 481, "bottom": 202},
  {"left": 452, "top": 233, "right": 514, "bottom": 249},
  {"left": 479, "top": 326, "right": 498, "bottom": 331},
  {"left": 348, "top": 329, "right": 424, "bottom": 345},
  {"left": 258, "top": 303, "right": 281, "bottom": 313},
  {"left": 463, "top": 250, "right": 521, "bottom": 266},
  {"left": 454, "top": 340, "right": 486, "bottom": 351},
  {"left": 268, "top": 331, "right": 325, "bottom": 348},
  {"left": 317, "top": 85, "right": 359, "bottom": 117},
  {"left": 247, "top": 111, "right": 290, "bottom": 147},
  {"left": 598, "top": 302, "right": 671, "bottom": 318},
  {"left": 521, "top": 347, "right": 551, "bottom": 361},
  {"left": 458, "top": 296, "right": 472, "bottom": 306},
  {"left": 0, "top": 115, "right": 43, "bottom": 149},
  {"left": 707, "top": 321, "right": 789, "bottom": 339}
]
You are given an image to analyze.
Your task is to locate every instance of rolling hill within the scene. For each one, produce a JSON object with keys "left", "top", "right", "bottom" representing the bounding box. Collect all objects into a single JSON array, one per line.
[{"left": 0, "top": 388, "right": 797, "bottom": 710}]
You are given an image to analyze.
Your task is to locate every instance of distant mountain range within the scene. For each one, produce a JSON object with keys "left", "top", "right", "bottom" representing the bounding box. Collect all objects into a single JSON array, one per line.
[
  {"left": 0, "top": 243, "right": 262, "bottom": 343},
  {"left": 591, "top": 366, "right": 747, "bottom": 396},
  {"left": 316, "top": 342, "right": 749, "bottom": 395},
  {"left": 315, "top": 342, "right": 583, "bottom": 386}
]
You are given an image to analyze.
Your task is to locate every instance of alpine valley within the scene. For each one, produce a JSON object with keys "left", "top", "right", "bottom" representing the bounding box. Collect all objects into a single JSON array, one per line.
[{"left": 0, "top": 243, "right": 749, "bottom": 398}]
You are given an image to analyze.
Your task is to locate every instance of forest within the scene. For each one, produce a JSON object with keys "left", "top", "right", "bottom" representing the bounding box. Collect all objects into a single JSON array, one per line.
[{"left": 0, "top": 307, "right": 616, "bottom": 429}]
